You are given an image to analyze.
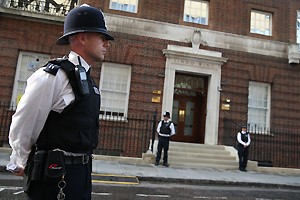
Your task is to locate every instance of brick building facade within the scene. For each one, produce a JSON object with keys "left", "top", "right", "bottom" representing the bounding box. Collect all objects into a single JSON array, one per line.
[{"left": 1, "top": 0, "right": 300, "bottom": 165}]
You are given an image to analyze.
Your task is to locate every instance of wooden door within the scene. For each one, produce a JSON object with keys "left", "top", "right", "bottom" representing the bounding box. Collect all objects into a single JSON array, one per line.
[
  {"left": 172, "top": 94, "right": 205, "bottom": 143},
  {"left": 171, "top": 73, "right": 207, "bottom": 143}
]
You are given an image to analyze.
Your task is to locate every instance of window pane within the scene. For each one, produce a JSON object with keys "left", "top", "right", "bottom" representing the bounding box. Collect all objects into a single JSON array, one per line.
[
  {"left": 172, "top": 100, "right": 179, "bottom": 125},
  {"left": 110, "top": 0, "right": 138, "bottom": 13},
  {"left": 100, "top": 63, "right": 131, "bottom": 118},
  {"left": 184, "top": 0, "right": 208, "bottom": 25},
  {"left": 250, "top": 10, "right": 272, "bottom": 36},
  {"left": 247, "top": 82, "right": 270, "bottom": 130},
  {"left": 297, "top": 11, "right": 300, "bottom": 50},
  {"left": 184, "top": 101, "right": 194, "bottom": 136}
]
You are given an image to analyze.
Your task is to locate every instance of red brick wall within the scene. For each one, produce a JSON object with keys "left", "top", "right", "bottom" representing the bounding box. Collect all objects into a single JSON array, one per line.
[
  {"left": 0, "top": 16, "right": 68, "bottom": 102},
  {"left": 104, "top": 32, "right": 185, "bottom": 117},
  {"left": 218, "top": 47, "right": 300, "bottom": 142}
]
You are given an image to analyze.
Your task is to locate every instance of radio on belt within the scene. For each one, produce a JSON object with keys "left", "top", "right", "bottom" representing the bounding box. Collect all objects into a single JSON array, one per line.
[{"left": 75, "top": 56, "right": 90, "bottom": 95}]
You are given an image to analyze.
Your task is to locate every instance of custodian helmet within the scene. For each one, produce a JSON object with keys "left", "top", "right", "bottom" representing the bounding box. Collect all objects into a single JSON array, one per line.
[
  {"left": 56, "top": 4, "right": 114, "bottom": 45},
  {"left": 163, "top": 111, "right": 171, "bottom": 118}
]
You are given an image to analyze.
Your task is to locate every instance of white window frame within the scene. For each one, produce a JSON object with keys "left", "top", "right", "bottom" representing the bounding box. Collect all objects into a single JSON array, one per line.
[
  {"left": 11, "top": 51, "right": 50, "bottom": 106},
  {"left": 247, "top": 81, "right": 271, "bottom": 131},
  {"left": 99, "top": 62, "right": 131, "bottom": 120},
  {"left": 297, "top": 11, "right": 300, "bottom": 50},
  {"left": 109, "top": 0, "right": 138, "bottom": 13},
  {"left": 250, "top": 10, "right": 272, "bottom": 36},
  {"left": 183, "top": 0, "right": 209, "bottom": 25}
]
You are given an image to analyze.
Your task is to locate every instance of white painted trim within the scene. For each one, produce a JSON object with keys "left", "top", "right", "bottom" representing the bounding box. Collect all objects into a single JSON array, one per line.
[
  {"left": 162, "top": 45, "right": 227, "bottom": 145},
  {"left": 105, "top": 13, "right": 290, "bottom": 59}
]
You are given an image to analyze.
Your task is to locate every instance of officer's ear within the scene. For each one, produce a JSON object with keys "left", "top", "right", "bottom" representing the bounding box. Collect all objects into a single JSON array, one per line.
[
  {"left": 80, "top": 33, "right": 88, "bottom": 45},
  {"left": 72, "top": 33, "right": 88, "bottom": 46}
]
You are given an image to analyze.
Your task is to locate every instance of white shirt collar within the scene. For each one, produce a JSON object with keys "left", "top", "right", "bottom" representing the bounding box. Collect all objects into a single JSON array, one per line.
[{"left": 68, "top": 51, "right": 90, "bottom": 72}]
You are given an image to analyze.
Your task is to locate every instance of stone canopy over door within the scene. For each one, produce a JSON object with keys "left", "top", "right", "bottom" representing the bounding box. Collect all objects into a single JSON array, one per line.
[{"left": 162, "top": 45, "right": 227, "bottom": 145}]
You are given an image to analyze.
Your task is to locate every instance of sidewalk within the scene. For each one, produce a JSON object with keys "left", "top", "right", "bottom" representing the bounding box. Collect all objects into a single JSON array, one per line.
[{"left": 1, "top": 149, "right": 300, "bottom": 188}]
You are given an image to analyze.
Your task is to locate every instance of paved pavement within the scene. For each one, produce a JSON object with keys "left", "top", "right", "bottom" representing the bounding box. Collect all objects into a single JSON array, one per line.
[{"left": 1, "top": 149, "right": 300, "bottom": 189}]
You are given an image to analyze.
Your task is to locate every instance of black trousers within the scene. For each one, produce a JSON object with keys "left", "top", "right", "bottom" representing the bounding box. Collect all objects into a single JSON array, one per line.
[
  {"left": 156, "top": 136, "right": 170, "bottom": 164},
  {"left": 237, "top": 145, "right": 249, "bottom": 170},
  {"left": 27, "top": 160, "right": 92, "bottom": 200}
]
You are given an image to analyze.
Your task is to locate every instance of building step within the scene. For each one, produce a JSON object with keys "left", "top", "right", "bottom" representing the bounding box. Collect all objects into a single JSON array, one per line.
[
  {"left": 168, "top": 155, "right": 237, "bottom": 165},
  {"left": 168, "top": 151, "right": 236, "bottom": 160},
  {"left": 169, "top": 146, "right": 231, "bottom": 155},
  {"left": 166, "top": 142, "right": 238, "bottom": 170},
  {"left": 168, "top": 161, "right": 239, "bottom": 170},
  {"left": 170, "top": 141, "right": 226, "bottom": 150}
]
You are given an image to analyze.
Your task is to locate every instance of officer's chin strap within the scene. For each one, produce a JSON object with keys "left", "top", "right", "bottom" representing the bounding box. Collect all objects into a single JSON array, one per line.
[{"left": 57, "top": 174, "right": 66, "bottom": 200}]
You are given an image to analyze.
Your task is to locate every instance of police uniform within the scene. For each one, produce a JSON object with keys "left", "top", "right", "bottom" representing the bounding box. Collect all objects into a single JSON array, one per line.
[
  {"left": 155, "top": 112, "right": 175, "bottom": 167},
  {"left": 7, "top": 5, "right": 114, "bottom": 200},
  {"left": 237, "top": 126, "right": 251, "bottom": 172}
]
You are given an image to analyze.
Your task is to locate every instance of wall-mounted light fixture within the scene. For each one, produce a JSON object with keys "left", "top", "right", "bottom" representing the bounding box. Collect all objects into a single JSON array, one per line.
[
  {"left": 152, "top": 90, "right": 161, "bottom": 94},
  {"left": 221, "top": 98, "right": 230, "bottom": 110},
  {"left": 151, "top": 96, "right": 161, "bottom": 103}
]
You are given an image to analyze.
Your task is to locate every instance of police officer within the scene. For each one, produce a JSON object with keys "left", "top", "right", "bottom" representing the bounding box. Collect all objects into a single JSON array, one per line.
[
  {"left": 155, "top": 111, "right": 175, "bottom": 167},
  {"left": 237, "top": 125, "right": 251, "bottom": 172},
  {"left": 6, "top": 4, "right": 114, "bottom": 200}
]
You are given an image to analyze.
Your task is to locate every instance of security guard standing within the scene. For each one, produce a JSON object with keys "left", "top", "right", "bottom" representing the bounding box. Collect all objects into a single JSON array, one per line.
[
  {"left": 6, "top": 4, "right": 114, "bottom": 200},
  {"left": 155, "top": 111, "right": 176, "bottom": 167},
  {"left": 237, "top": 125, "right": 251, "bottom": 172}
]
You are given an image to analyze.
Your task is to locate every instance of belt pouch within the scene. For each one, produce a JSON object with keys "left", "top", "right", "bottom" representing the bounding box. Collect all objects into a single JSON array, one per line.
[
  {"left": 31, "top": 150, "right": 47, "bottom": 181},
  {"left": 23, "top": 147, "right": 37, "bottom": 193},
  {"left": 44, "top": 150, "right": 65, "bottom": 180}
]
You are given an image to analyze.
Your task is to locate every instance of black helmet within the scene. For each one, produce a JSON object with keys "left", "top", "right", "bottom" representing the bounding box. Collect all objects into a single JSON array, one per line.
[
  {"left": 163, "top": 111, "right": 171, "bottom": 118},
  {"left": 56, "top": 4, "right": 114, "bottom": 45}
]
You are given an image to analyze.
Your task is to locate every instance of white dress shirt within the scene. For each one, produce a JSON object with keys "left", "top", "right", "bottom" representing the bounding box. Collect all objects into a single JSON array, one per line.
[
  {"left": 156, "top": 120, "right": 176, "bottom": 137},
  {"left": 8, "top": 51, "right": 91, "bottom": 168}
]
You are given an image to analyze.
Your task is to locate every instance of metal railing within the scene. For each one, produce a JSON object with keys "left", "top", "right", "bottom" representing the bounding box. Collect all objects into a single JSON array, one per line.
[
  {"left": 222, "top": 118, "right": 300, "bottom": 168},
  {"left": 0, "top": 102, "right": 14, "bottom": 147},
  {"left": 0, "top": 101, "right": 158, "bottom": 158},
  {"left": 96, "top": 113, "right": 157, "bottom": 158},
  {"left": 1, "top": 0, "right": 78, "bottom": 16}
]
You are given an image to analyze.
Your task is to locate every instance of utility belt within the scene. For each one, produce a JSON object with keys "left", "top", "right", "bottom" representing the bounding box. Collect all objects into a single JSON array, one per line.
[
  {"left": 158, "top": 133, "right": 171, "bottom": 138},
  {"left": 65, "top": 154, "right": 90, "bottom": 165},
  {"left": 24, "top": 149, "right": 90, "bottom": 194}
]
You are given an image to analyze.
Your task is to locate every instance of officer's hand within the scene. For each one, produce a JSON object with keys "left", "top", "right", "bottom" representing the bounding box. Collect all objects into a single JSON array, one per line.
[{"left": 12, "top": 167, "right": 24, "bottom": 176}]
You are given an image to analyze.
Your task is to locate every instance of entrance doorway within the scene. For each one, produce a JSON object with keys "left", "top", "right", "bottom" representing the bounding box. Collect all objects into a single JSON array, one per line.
[{"left": 171, "top": 73, "right": 207, "bottom": 143}]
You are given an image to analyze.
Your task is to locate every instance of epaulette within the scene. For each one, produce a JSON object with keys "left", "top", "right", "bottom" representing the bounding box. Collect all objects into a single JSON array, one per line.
[
  {"left": 43, "top": 58, "right": 69, "bottom": 75},
  {"left": 43, "top": 63, "right": 61, "bottom": 75}
]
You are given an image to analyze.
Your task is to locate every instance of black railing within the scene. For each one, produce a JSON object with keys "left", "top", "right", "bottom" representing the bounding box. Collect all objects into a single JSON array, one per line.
[
  {"left": 1, "top": 0, "right": 78, "bottom": 16},
  {"left": 222, "top": 118, "right": 300, "bottom": 168},
  {"left": 0, "top": 101, "right": 157, "bottom": 158},
  {"left": 96, "top": 113, "right": 157, "bottom": 158},
  {"left": 0, "top": 102, "right": 14, "bottom": 147}
]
